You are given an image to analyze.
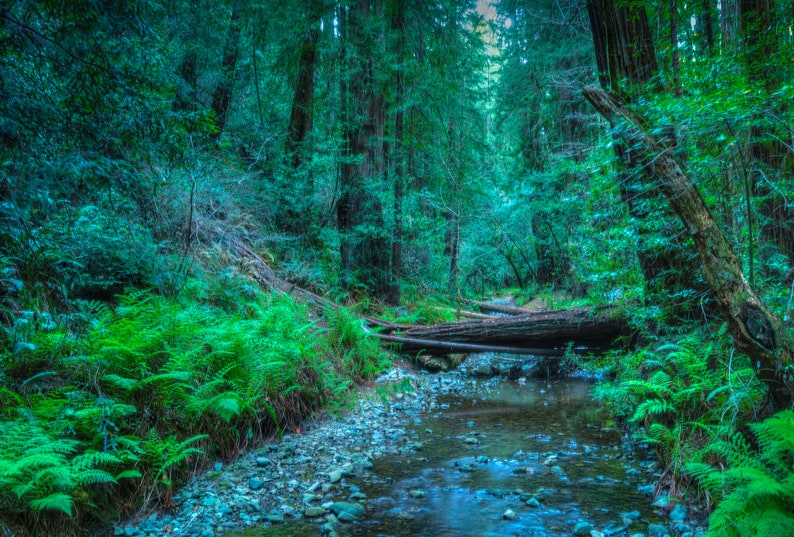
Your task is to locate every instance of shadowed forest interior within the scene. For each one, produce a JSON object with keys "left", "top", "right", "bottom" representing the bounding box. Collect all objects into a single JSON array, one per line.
[{"left": 1, "top": 1, "right": 794, "bottom": 535}]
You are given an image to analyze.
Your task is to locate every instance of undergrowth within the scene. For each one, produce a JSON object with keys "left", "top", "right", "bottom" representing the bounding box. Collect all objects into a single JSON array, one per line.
[
  {"left": 0, "top": 280, "right": 389, "bottom": 536},
  {"left": 592, "top": 326, "right": 794, "bottom": 534}
]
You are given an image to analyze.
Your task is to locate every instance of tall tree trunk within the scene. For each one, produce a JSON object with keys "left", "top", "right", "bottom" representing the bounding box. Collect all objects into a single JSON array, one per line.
[
  {"left": 587, "top": 0, "right": 703, "bottom": 308},
  {"left": 445, "top": 207, "right": 460, "bottom": 297},
  {"left": 210, "top": 0, "right": 243, "bottom": 141},
  {"left": 669, "top": 0, "right": 683, "bottom": 97},
  {"left": 337, "top": 0, "right": 391, "bottom": 296},
  {"left": 699, "top": 0, "right": 715, "bottom": 56},
  {"left": 286, "top": 0, "right": 322, "bottom": 168},
  {"left": 387, "top": 0, "right": 406, "bottom": 305},
  {"left": 720, "top": 0, "right": 739, "bottom": 50},
  {"left": 583, "top": 86, "right": 794, "bottom": 410}
]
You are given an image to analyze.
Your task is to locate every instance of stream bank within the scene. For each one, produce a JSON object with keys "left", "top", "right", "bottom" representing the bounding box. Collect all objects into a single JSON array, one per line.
[{"left": 114, "top": 356, "right": 706, "bottom": 537}]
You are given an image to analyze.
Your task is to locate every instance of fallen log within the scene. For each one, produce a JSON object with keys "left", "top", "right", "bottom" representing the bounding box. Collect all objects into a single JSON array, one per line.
[
  {"left": 385, "top": 306, "right": 627, "bottom": 354},
  {"left": 434, "top": 306, "right": 494, "bottom": 320},
  {"left": 374, "top": 333, "right": 566, "bottom": 356},
  {"left": 466, "top": 299, "right": 532, "bottom": 316}
]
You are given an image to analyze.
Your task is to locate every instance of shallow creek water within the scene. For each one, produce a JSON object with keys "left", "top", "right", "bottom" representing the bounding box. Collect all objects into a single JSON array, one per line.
[{"left": 227, "top": 378, "right": 667, "bottom": 536}]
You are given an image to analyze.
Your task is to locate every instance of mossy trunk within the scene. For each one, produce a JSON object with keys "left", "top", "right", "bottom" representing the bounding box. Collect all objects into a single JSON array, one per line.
[{"left": 583, "top": 85, "right": 794, "bottom": 410}]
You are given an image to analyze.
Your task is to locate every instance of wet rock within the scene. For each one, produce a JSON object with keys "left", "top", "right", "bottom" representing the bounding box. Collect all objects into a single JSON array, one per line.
[
  {"left": 669, "top": 504, "right": 687, "bottom": 522},
  {"left": 265, "top": 513, "right": 285, "bottom": 524},
  {"left": 550, "top": 465, "right": 567, "bottom": 479},
  {"left": 526, "top": 497, "right": 541, "bottom": 508},
  {"left": 573, "top": 521, "right": 593, "bottom": 535},
  {"left": 409, "top": 490, "right": 426, "bottom": 498},
  {"left": 304, "top": 507, "right": 327, "bottom": 518},
  {"left": 328, "top": 501, "right": 366, "bottom": 519},
  {"left": 502, "top": 509, "right": 519, "bottom": 520},
  {"left": 648, "top": 523, "right": 667, "bottom": 535},
  {"left": 327, "top": 469, "right": 343, "bottom": 483},
  {"left": 255, "top": 457, "right": 271, "bottom": 467},
  {"left": 248, "top": 477, "right": 264, "bottom": 491}
]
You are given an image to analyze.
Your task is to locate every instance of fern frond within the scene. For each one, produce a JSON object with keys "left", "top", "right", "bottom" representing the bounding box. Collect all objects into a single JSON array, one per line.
[
  {"left": 114, "top": 469, "right": 142, "bottom": 480},
  {"left": 29, "top": 492, "right": 73, "bottom": 516},
  {"left": 631, "top": 399, "right": 675, "bottom": 422}
]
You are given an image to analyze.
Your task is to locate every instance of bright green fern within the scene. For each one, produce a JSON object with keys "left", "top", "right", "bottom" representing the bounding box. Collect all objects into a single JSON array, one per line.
[{"left": 687, "top": 410, "right": 794, "bottom": 536}]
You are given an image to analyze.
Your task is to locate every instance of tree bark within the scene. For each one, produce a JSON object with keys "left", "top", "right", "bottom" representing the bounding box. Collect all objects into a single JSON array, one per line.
[
  {"left": 583, "top": 85, "right": 794, "bottom": 409},
  {"left": 338, "top": 0, "right": 391, "bottom": 296},
  {"left": 286, "top": 0, "right": 322, "bottom": 168},
  {"left": 387, "top": 0, "right": 406, "bottom": 305},
  {"left": 586, "top": 0, "right": 703, "bottom": 308},
  {"left": 210, "top": 0, "right": 244, "bottom": 141},
  {"left": 389, "top": 306, "right": 626, "bottom": 352}
]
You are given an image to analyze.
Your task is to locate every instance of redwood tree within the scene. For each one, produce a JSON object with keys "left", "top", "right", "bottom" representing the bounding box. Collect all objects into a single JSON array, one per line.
[
  {"left": 586, "top": 0, "right": 703, "bottom": 312},
  {"left": 337, "top": 0, "right": 391, "bottom": 296}
]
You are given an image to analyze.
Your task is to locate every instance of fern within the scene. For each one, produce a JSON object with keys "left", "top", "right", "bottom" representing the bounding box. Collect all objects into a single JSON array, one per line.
[
  {"left": 0, "top": 421, "right": 126, "bottom": 519},
  {"left": 686, "top": 410, "right": 794, "bottom": 536},
  {"left": 29, "top": 492, "right": 74, "bottom": 516}
]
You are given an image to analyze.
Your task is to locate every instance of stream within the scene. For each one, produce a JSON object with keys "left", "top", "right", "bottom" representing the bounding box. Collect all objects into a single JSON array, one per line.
[{"left": 221, "top": 374, "right": 685, "bottom": 537}]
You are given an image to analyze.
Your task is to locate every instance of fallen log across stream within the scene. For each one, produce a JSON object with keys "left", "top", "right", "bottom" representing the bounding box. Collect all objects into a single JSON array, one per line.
[
  {"left": 232, "top": 244, "right": 630, "bottom": 357},
  {"left": 376, "top": 306, "right": 629, "bottom": 356}
]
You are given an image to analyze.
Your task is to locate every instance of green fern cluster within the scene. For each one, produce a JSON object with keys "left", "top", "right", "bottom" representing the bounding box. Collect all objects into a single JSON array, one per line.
[
  {"left": 0, "top": 420, "right": 140, "bottom": 518},
  {"left": 0, "top": 281, "right": 387, "bottom": 535},
  {"left": 686, "top": 410, "right": 794, "bottom": 536},
  {"left": 324, "top": 305, "right": 392, "bottom": 381},
  {"left": 593, "top": 328, "right": 764, "bottom": 495}
]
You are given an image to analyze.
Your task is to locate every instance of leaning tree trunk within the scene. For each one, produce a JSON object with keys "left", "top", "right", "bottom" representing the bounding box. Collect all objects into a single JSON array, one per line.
[{"left": 583, "top": 85, "right": 794, "bottom": 410}]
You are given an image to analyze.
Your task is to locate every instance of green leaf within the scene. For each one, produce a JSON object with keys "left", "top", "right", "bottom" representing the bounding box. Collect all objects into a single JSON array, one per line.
[{"left": 30, "top": 492, "right": 73, "bottom": 516}]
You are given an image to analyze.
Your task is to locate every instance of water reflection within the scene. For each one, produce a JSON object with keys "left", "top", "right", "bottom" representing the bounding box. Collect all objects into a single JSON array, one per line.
[{"left": 226, "top": 379, "right": 664, "bottom": 537}]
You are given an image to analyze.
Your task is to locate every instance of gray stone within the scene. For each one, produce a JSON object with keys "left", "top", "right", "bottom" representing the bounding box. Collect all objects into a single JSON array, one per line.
[
  {"left": 255, "top": 457, "right": 271, "bottom": 467},
  {"left": 248, "top": 477, "right": 264, "bottom": 491},
  {"left": 328, "top": 469, "right": 344, "bottom": 483},
  {"left": 202, "top": 497, "right": 218, "bottom": 507},
  {"left": 337, "top": 510, "right": 358, "bottom": 522},
  {"left": 213, "top": 462, "right": 223, "bottom": 472},
  {"left": 648, "top": 523, "right": 667, "bottom": 536},
  {"left": 526, "top": 497, "right": 541, "bottom": 508},
  {"left": 304, "top": 507, "right": 327, "bottom": 518},
  {"left": 502, "top": 509, "right": 519, "bottom": 520},
  {"left": 328, "top": 501, "right": 366, "bottom": 519},
  {"left": 669, "top": 504, "right": 687, "bottom": 522},
  {"left": 573, "top": 522, "right": 593, "bottom": 536},
  {"left": 409, "top": 489, "right": 426, "bottom": 498},
  {"left": 265, "top": 513, "right": 286, "bottom": 524}
]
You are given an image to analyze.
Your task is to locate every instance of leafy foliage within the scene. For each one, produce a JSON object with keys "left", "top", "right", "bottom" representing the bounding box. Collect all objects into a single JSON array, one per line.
[
  {"left": 0, "top": 279, "right": 389, "bottom": 533},
  {"left": 686, "top": 410, "right": 794, "bottom": 536},
  {"left": 593, "top": 328, "right": 765, "bottom": 496}
]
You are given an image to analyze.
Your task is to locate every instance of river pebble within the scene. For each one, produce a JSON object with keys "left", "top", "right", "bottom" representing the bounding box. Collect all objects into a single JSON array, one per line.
[
  {"left": 114, "top": 367, "right": 469, "bottom": 536},
  {"left": 114, "top": 360, "right": 706, "bottom": 537}
]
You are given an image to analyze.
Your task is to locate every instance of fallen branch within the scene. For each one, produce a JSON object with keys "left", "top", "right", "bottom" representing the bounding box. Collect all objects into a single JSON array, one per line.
[{"left": 373, "top": 332, "right": 567, "bottom": 356}]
